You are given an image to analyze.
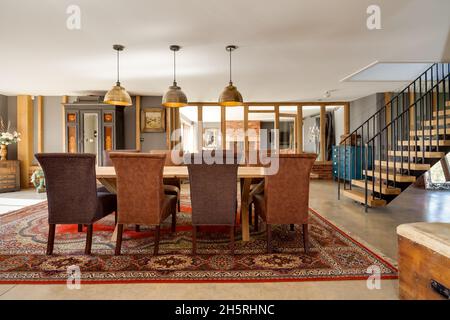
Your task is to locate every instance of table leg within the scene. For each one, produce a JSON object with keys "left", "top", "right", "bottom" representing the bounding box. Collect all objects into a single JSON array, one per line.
[
  {"left": 97, "top": 178, "right": 119, "bottom": 242},
  {"left": 241, "top": 178, "right": 252, "bottom": 241}
]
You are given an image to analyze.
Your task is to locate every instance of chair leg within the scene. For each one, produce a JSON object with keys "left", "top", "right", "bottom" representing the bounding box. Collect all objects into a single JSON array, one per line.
[
  {"left": 154, "top": 226, "right": 160, "bottom": 255},
  {"left": 78, "top": 224, "right": 83, "bottom": 232},
  {"left": 230, "top": 226, "right": 235, "bottom": 255},
  {"left": 267, "top": 224, "right": 272, "bottom": 254},
  {"left": 171, "top": 209, "right": 177, "bottom": 233},
  {"left": 135, "top": 224, "right": 140, "bottom": 232},
  {"left": 302, "top": 224, "right": 309, "bottom": 253},
  {"left": 177, "top": 198, "right": 181, "bottom": 212},
  {"left": 85, "top": 224, "right": 93, "bottom": 255},
  {"left": 115, "top": 224, "right": 124, "bottom": 256},
  {"left": 290, "top": 224, "right": 295, "bottom": 232},
  {"left": 192, "top": 226, "right": 197, "bottom": 255},
  {"left": 114, "top": 212, "right": 118, "bottom": 225},
  {"left": 46, "top": 224, "right": 56, "bottom": 255}
]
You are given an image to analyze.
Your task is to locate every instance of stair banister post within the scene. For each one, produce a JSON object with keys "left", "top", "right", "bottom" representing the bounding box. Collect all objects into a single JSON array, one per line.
[{"left": 364, "top": 142, "right": 369, "bottom": 213}]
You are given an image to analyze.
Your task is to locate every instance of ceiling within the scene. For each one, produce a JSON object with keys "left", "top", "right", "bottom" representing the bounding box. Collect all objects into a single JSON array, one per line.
[{"left": 0, "top": 0, "right": 449, "bottom": 102}]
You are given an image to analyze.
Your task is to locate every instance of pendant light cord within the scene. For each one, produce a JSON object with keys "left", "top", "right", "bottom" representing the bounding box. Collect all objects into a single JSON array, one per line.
[
  {"left": 229, "top": 48, "right": 232, "bottom": 84},
  {"left": 173, "top": 49, "right": 177, "bottom": 84},
  {"left": 116, "top": 49, "right": 120, "bottom": 85}
]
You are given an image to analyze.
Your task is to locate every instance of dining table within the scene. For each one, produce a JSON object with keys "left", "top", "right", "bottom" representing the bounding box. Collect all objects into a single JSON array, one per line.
[{"left": 96, "top": 165, "right": 266, "bottom": 242}]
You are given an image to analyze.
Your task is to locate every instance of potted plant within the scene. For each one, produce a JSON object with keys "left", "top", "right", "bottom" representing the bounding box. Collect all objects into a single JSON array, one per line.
[{"left": 0, "top": 118, "right": 21, "bottom": 161}]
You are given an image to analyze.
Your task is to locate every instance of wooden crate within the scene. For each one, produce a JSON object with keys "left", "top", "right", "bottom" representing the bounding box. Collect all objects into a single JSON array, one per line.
[
  {"left": 0, "top": 160, "right": 20, "bottom": 192},
  {"left": 398, "top": 223, "right": 450, "bottom": 300}
]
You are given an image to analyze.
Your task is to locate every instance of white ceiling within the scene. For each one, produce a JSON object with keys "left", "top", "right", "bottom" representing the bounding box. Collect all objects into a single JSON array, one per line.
[{"left": 0, "top": 0, "right": 449, "bottom": 102}]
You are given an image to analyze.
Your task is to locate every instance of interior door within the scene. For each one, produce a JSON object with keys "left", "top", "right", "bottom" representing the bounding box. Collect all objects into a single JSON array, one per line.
[{"left": 81, "top": 111, "right": 101, "bottom": 165}]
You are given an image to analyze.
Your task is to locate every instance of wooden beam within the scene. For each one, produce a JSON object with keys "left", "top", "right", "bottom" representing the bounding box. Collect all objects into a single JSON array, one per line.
[
  {"left": 297, "top": 105, "right": 303, "bottom": 153},
  {"left": 197, "top": 105, "right": 203, "bottom": 152},
  {"left": 61, "top": 96, "right": 68, "bottom": 152},
  {"left": 344, "top": 102, "right": 350, "bottom": 135},
  {"left": 320, "top": 105, "right": 326, "bottom": 162},
  {"left": 17, "top": 95, "right": 34, "bottom": 188},
  {"left": 186, "top": 101, "right": 348, "bottom": 106},
  {"left": 244, "top": 105, "right": 249, "bottom": 160},
  {"left": 135, "top": 96, "right": 141, "bottom": 151},
  {"left": 221, "top": 106, "right": 226, "bottom": 149},
  {"left": 37, "top": 96, "right": 43, "bottom": 153}
]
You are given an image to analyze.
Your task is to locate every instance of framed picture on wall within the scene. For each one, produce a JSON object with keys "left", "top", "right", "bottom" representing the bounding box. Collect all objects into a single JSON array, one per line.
[{"left": 141, "top": 107, "right": 166, "bottom": 132}]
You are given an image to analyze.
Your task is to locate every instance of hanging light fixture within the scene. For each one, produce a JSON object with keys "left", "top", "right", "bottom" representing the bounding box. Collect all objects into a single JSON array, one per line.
[
  {"left": 104, "top": 44, "right": 132, "bottom": 106},
  {"left": 162, "top": 45, "right": 188, "bottom": 107},
  {"left": 219, "top": 45, "right": 243, "bottom": 106}
]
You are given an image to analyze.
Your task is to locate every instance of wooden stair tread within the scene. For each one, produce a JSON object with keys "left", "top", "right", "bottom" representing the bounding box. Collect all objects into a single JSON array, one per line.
[
  {"left": 374, "top": 160, "right": 430, "bottom": 171},
  {"left": 423, "top": 118, "right": 450, "bottom": 126},
  {"left": 410, "top": 128, "right": 450, "bottom": 136},
  {"left": 363, "top": 169, "right": 416, "bottom": 182},
  {"left": 388, "top": 150, "right": 445, "bottom": 158},
  {"left": 351, "top": 179, "right": 401, "bottom": 195},
  {"left": 433, "top": 109, "right": 450, "bottom": 117},
  {"left": 342, "top": 189, "right": 386, "bottom": 207},
  {"left": 398, "top": 140, "right": 450, "bottom": 147}
]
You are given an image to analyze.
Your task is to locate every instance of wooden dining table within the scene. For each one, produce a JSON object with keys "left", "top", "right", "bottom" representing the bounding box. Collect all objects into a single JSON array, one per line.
[{"left": 96, "top": 166, "right": 266, "bottom": 242}]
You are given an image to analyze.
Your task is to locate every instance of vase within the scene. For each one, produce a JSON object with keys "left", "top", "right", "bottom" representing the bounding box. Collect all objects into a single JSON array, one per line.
[{"left": 0, "top": 145, "right": 7, "bottom": 161}]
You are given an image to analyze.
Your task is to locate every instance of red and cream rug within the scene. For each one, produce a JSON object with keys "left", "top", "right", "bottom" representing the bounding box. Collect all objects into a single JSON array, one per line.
[{"left": 0, "top": 193, "right": 397, "bottom": 284}]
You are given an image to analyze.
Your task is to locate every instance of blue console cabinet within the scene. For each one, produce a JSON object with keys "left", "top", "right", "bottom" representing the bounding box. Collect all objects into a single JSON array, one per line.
[{"left": 332, "top": 145, "right": 373, "bottom": 181}]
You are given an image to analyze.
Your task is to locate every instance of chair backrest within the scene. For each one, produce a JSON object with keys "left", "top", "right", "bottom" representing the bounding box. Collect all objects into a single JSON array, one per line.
[
  {"left": 186, "top": 151, "right": 238, "bottom": 226},
  {"left": 110, "top": 152, "right": 165, "bottom": 225},
  {"left": 103, "top": 149, "right": 140, "bottom": 166},
  {"left": 35, "top": 153, "right": 98, "bottom": 224},
  {"left": 264, "top": 153, "right": 317, "bottom": 224},
  {"left": 149, "top": 149, "right": 183, "bottom": 166}
]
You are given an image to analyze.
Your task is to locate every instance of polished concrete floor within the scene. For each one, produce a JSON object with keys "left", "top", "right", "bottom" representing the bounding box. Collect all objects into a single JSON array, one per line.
[{"left": 1, "top": 181, "right": 449, "bottom": 300}]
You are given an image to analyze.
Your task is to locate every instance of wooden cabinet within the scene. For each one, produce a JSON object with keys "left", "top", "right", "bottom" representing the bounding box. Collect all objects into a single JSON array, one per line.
[
  {"left": 0, "top": 160, "right": 20, "bottom": 192},
  {"left": 64, "top": 97, "right": 125, "bottom": 166}
]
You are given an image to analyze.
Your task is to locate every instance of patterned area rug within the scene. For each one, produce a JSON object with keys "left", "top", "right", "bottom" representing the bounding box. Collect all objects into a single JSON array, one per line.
[{"left": 0, "top": 191, "right": 397, "bottom": 284}]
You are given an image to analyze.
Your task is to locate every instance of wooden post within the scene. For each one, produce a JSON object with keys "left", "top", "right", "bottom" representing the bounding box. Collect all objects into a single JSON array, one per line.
[
  {"left": 320, "top": 105, "right": 326, "bottom": 162},
  {"left": 37, "top": 96, "right": 44, "bottom": 153},
  {"left": 274, "top": 104, "right": 280, "bottom": 151},
  {"left": 17, "top": 95, "right": 34, "bottom": 188},
  {"left": 344, "top": 102, "right": 350, "bottom": 135},
  {"left": 197, "top": 105, "right": 203, "bottom": 152},
  {"left": 61, "top": 96, "right": 68, "bottom": 152},
  {"left": 297, "top": 105, "right": 303, "bottom": 153},
  {"left": 221, "top": 106, "right": 226, "bottom": 149},
  {"left": 244, "top": 105, "right": 249, "bottom": 161},
  {"left": 135, "top": 96, "right": 141, "bottom": 150}
]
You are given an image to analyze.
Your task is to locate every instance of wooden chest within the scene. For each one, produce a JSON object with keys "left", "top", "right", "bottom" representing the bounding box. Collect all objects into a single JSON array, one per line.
[
  {"left": 397, "top": 223, "right": 450, "bottom": 300},
  {"left": 0, "top": 160, "right": 20, "bottom": 192}
]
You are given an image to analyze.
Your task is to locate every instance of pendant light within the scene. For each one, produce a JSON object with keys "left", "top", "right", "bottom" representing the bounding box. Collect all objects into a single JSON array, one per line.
[
  {"left": 219, "top": 45, "right": 243, "bottom": 106},
  {"left": 162, "top": 45, "right": 188, "bottom": 107},
  {"left": 104, "top": 44, "right": 132, "bottom": 106}
]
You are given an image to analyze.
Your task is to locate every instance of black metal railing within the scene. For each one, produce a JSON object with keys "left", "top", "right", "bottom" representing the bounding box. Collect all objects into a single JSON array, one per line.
[
  {"left": 337, "top": 63, "right": 450, "bottom": 207},
  {"left": 363, "top": 64, "right": 450, "bottom": 211}
]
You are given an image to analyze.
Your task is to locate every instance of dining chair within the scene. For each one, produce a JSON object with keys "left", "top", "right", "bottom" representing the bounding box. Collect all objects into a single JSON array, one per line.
[
  {"left": 109, "top": 152, "right": 177, "bottom": 255},
  {"left": 149, "top": 149, "right": 183, "bottom": 211},
  {"left": 186, "top": 151, "right": 239, "bottom": 255},
  {"left": 103, "top": 149, "right": 140, "bottom": 166},
  {"left": 35, "top": 153, "right": 117, "bottom": 255},
  {"left": 252, "top": 153, "right": 317, "bottom": 253}
]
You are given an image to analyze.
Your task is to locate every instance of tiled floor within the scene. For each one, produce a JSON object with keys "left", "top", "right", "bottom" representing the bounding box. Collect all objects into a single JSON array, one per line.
[{"left": 1, "top": 181, "right": 449, "bottom": 300}]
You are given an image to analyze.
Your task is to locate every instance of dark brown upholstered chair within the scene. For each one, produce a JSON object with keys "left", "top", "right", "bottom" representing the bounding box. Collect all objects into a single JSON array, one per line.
[
  {"left": 35, "top": 153, "right": 117, "bottom": 255},
  {"left": 149, "top": 149, "right": 183, "bottom": 211},
  {"left": 186, "top": 151, "right": 239, "bottom": 254},
  {"left": 109, "top": 152, "right": 177, "bottom": 255},
  {"left": 252, "top": 153, "right": 317, "bottom": 253}
]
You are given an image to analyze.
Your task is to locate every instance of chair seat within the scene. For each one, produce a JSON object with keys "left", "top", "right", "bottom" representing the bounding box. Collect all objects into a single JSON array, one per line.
[
  {"left": 95, "top": 192, "right": 117, "bottom": 221},
  {"left": 161, "top": 194, "right": 177, "bottom": 221}
]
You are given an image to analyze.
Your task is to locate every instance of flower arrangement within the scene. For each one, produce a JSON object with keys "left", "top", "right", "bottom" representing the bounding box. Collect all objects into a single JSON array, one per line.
[{"left": 0, "top": 118, "right": 21, "bottom": 146}]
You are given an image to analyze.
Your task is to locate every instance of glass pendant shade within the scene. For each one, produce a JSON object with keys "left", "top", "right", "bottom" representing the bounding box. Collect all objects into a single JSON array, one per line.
[
  {"left": 104, "top": 44, "right": 132, "bottom": 106},
  {"left": 163, "top": 45, "right": 187, "bottom": 107},
  {"left": 219, "top": 45, "right": 243, "bottom": 106}
]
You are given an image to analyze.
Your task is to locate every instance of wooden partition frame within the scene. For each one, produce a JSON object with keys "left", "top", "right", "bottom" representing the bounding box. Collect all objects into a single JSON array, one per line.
[{"left": 174, "top": 101, "right": 347, "bottom": 161}]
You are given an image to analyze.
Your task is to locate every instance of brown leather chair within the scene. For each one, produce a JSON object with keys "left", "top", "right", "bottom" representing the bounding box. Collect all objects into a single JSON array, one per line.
[
  {"left": 252, "top": 153, "right": 317, "bottom": 253},
  {"left": 35, "top": 153, "right": 117, "bottom": 255},
  {"left": 186, "top": 151, "right": 239, "bottom": 254},
  {"left": 103, "top": 149, "right": 140, "bottom": 166},
  {"left": 149, "top": 149, "right": 183, "bottom": 211},
  {"left": 109, "top": 152, "right": 177, "bottom": 255}
]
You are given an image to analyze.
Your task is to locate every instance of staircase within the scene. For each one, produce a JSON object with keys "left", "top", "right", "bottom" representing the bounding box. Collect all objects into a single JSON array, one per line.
[{"left": 337, "top": 63, "right": 450, "bottom": 211}]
